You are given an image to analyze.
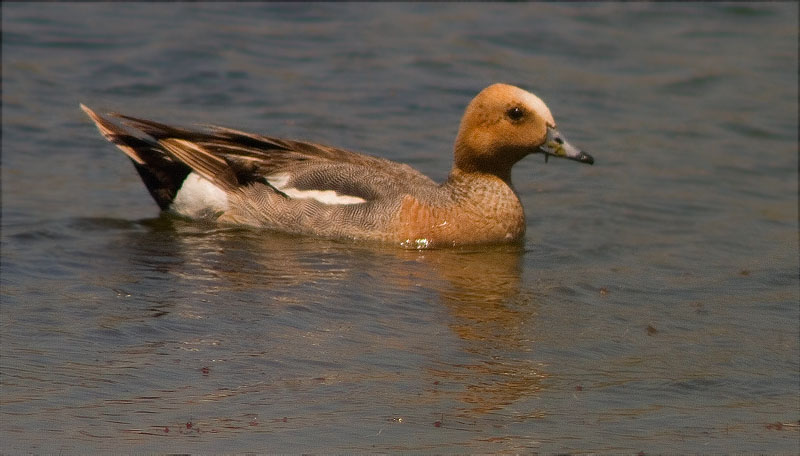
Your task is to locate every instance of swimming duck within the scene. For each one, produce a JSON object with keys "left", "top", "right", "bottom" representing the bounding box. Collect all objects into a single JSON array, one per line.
[{"left": 82, "top": 83, "right": 593, "bottom": 248}]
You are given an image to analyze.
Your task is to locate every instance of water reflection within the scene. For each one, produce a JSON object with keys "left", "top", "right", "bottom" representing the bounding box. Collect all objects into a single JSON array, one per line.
[
  {"left": 120, "top": 216, "right": 547, "bottom": 418},
  {"left": 415, "top": 248, "right": 545, "bottom": 417}
]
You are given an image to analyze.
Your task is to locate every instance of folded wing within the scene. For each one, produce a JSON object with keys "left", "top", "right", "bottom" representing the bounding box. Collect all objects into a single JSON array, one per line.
[{"left": 81, "top": 105, "right": 438, "bottom": 237}]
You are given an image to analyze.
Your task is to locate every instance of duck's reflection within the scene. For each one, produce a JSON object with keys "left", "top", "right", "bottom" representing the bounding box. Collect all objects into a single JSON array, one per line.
[
  {"left": 119, "top": 215, "right": 547, "bottom": 418},
  {"left": 407, "top": 246, "right": 546, "bottom": 417}
]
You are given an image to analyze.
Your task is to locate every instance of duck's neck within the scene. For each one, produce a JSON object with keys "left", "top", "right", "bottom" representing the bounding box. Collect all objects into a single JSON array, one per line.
[
  {"left": 443, "top": 167, "right": 521, "bottom": 207},
  {"left": 445, "top": 167, "right": 514, "bottom": 192},
  {"left": 452, "top": 141, "right": 519, "bottom": 185}
]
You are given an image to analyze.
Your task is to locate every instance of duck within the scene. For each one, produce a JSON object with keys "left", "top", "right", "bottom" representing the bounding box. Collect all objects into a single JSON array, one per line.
[{"left": 81, "top": 83, "right": 593, "bottom": 248}]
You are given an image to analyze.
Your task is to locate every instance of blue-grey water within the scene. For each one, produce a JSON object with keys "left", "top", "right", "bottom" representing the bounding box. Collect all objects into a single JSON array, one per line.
[{"left": 2, "top": 3, "right": 798, "bottom": 453}]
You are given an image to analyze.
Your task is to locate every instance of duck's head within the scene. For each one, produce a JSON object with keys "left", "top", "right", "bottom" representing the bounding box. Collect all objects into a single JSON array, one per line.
[{"left": 453, "top": 83, "right": 593, "bottom": 180}]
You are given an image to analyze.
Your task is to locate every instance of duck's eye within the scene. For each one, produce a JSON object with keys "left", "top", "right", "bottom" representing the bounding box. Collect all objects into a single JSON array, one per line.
[{"left": 506, "top": 106, "right": 525, "bottom": 121}]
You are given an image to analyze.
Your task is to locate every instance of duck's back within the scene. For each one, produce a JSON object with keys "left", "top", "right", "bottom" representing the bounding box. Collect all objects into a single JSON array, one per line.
[{"left": 81, "top": 105, "right": 448, "bottom": 241}]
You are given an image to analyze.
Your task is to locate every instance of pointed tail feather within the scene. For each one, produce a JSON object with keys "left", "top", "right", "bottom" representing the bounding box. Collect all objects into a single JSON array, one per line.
[{"left": 81, "top": 104, "right": 191, "bottom": 210}]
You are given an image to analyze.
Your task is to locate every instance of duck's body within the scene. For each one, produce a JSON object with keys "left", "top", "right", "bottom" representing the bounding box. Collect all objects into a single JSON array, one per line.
[{"left": 82, "top": 83, "right": 593, "bottom": 248}]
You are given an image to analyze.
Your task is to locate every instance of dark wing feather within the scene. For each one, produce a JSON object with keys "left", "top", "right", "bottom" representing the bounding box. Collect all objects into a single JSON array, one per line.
[
  {"left": 111, "top": 113, "right": 437, "bottom": 198},
  {"left": 81, "top": 104, "right": 191, "bottom": 209},
  {"left": 158, "top": 138, "right": 239, "bottom": 192},
  {"left": 199, "top": 124, "right": 436, "bottom": 190},
  {"left": 85, "top": 106, "right": 439, "bottom": 210}
]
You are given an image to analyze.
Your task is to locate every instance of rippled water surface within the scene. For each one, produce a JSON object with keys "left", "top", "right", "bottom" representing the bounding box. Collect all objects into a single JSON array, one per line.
[{"left": 2, "top": 3, "right": 798, "bottom": 453}]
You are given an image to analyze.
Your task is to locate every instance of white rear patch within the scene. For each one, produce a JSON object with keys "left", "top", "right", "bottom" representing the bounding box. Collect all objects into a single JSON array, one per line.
[
  {"left": 171, "top": 172, "right": 229, "bottom": 218},
  {"left": 267, "top": 173, "right": 366, "bottom": 205}
]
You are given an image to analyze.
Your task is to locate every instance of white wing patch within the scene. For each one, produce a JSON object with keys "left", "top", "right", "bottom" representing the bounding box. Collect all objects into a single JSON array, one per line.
[
  {"left": 171, "top": 172, "right": 229, "bottom": 218},
  {"left": 267, "top": 173, "right": 367, "bottom": 205}
]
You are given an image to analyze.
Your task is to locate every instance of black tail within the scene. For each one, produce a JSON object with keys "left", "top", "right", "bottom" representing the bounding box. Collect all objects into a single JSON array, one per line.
[{"left": 81, "top": 104, "right": 190, "bottom": 210}]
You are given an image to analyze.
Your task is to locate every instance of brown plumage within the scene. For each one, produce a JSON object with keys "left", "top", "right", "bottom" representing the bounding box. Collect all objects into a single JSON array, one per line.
[{"left": 82, "top": 83, "right": 593, "bottom": 247}]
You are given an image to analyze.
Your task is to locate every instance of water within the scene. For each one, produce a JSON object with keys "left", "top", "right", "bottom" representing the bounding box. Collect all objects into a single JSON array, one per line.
[{"left": 2, "top": 3, "right": 798, "bottom": 453}]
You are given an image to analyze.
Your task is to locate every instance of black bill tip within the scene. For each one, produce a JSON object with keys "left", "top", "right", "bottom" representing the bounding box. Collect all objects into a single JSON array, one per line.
[{"left": 577, "top": 151, "right": 594, "bottom": 165}]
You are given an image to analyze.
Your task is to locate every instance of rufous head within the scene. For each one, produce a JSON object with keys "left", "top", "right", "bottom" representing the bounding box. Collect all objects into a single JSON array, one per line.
[{"left": 453, "top": 83, "right": 592, "bottom": 180}]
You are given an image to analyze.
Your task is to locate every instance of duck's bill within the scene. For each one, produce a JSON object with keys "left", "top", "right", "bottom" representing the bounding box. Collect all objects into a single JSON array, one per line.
[{"left": 538, "top": 126, "right": 594, "bottom": 165}]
